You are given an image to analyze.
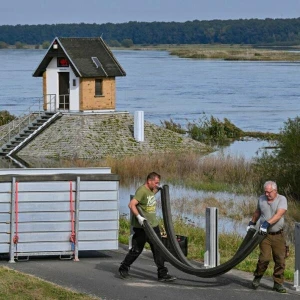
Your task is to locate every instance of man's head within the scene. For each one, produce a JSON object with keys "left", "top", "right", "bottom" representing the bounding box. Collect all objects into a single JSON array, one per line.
[
  {"left": 146, "top": 172, "right": 161, "bottom": 191},
  {"left": 264, "top": 180, "right": 278, "bottom": 201}
]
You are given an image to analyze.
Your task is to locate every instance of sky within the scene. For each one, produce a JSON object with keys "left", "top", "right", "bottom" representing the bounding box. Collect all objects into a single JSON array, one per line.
[{"left": 0, "top": 0, "right": 300, "bottom": 25}]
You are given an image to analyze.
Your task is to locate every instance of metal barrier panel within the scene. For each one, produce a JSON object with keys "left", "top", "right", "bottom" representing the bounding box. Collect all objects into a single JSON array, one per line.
[
  {"left": 0, "top": 170, "right": 119, "bottom": 262},
  {"left": 294, "top": 222, "right": 300, "bottom": 291}
]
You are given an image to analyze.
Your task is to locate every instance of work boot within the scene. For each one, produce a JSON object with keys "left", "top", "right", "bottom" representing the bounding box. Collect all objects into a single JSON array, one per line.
[
  {"left": 273, "top": 283, "right": 287, "bottom": 293},
  {"left": 119, "top": 264, "right": 130, "bottom": 279},
  {"left": 158, "top": 273, "right": 176, "bottom": 282},
  {"left": 251, "top": 276, "right": 262, "bottom": 290}
]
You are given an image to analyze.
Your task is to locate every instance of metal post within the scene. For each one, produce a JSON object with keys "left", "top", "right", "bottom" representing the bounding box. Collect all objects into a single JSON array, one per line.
[
  {"left": 9, "top": 177, "right": 16, "bottom": 263},
  {"left": 129, "top": 195, "right": 134, "bottom": 249},
  {"left": 294, "top": 222, "right": 300, "bottom": 291},
  {"left": 204, "top": 207, "right": 219, "bottom": 268},
  {"left": 74, "top": 176, "right": 80, "bottom": 261}
]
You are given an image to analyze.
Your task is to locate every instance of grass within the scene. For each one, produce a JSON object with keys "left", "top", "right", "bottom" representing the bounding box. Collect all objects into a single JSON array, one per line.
[
  {"left": 127, "top": 44, "right": 300, "bottom": 61},
  {"left": 0, "top": 266, "right": 99, "bottom": 299},
  {"left": 119, "top": 217, "right": 296, "bottom": 282},
  {"left": 65, "top": 152, "right": 258, "bottom": 195}
]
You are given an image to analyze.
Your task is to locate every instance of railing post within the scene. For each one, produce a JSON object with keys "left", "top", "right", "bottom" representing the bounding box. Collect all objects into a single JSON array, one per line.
[
  {"left": 294, "top": 222, "right": 300, "bottom": 291},
  {"left": 204, "top": 207, "right": 220, "bottom": 268}
]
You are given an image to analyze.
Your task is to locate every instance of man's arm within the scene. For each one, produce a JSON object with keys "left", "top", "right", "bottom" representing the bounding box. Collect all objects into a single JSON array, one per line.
[
  {"left": 267, "top": 208, "right": 286, "bottom": 225},
  {"left": 129, "top": 198, "right": 146, "bottom": 226},
  {"left": 128, "top": 198, "right": 140, "bottom": 217},
  {"left": 251, "top": 208, "right": 261, "bottom": 223}
]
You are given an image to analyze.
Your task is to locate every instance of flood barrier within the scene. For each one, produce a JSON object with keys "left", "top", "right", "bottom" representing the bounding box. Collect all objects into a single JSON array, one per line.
[{"left": 0, "top": 168, "right": 119, "bottom": 262}]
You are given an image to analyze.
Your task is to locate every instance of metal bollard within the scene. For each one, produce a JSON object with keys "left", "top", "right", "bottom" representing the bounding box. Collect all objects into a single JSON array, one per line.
[
  {"left": 294, "top": 222, "right": 300, "bottom": 291},
  {"left": 128, "top": 195, "right": 134, "bottom": 250},
  {"left": 204, "top": 207, "right": 220, "bottom": 268}
]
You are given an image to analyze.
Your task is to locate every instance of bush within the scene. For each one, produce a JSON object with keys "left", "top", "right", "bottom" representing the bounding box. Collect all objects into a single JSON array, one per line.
[
  {"left": 254, "top": 116, "right": 300, "bottom": 200},
  {"left": 15, "top": 41, "right": 25, "bottom": 49},
  {"left": 186, "top": 115, "right": 243, "bottom": 145},
  {"left": 121, "top": 39, "right": 134, "bottom": 48},
  {"left": 42, "top": 41, "right": 50, "bottom": 49},
  {"left": 108, "top": 39, "right": 121, "bottom": 47},
  {"left": 160, "top": 119, "right": 186, "bottom": 134},
  {"left": 0, "top": 110, "right": 16, "bottom": 126},
  {"left": 0, "top": 41, "right": 8, "bottom": 49}
]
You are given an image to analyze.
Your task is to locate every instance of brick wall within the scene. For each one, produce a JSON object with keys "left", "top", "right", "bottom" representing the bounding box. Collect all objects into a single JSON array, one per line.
[{"left": 80, "top": 77, "right": 116, "bottom": 111}]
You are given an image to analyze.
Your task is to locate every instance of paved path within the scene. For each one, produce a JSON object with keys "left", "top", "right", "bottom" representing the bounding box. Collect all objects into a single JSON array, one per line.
[{"left": 0, "top": 246, "right": 299, "bottom": 300}]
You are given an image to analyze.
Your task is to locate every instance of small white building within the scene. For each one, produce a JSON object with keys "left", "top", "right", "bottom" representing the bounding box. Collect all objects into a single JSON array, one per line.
[{"left": 33, "top": 37, "right": 126, "bottom": 113}]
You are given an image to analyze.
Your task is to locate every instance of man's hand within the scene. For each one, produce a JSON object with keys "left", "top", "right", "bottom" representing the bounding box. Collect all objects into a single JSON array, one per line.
[
  {"left": 259, "top": 221, "right": 270, "bottom": 235},
  {"left": 136, "top": 214, "right": 146, "bottom": 226},
  {"left": 247, "top": 220, "right": 256, "bottom": 232}
]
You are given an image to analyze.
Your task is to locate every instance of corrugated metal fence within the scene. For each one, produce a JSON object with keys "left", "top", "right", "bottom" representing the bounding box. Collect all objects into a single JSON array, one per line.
[{"left": 0, "top": 168, "right": 119, "bottom": 262}]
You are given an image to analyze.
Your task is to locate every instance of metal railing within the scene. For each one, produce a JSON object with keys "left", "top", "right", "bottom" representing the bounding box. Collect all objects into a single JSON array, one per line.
[
  {"left": 0, "top": 98, "right": 43, "bottom": 148},
  {"left": 0, "top": 94, "right": 59, "bottom": 148}
]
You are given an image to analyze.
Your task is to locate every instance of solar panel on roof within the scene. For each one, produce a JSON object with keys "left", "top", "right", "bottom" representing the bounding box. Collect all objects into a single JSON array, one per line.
[{"left": 91, "top": 57, "right": 102, "bottom": 69}]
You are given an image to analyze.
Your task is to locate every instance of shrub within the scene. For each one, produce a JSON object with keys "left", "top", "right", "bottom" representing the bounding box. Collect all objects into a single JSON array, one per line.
[
  {"left": 160, "top": 118, "right": 186, "bottom": 134},
  {"left": 121, "top": 39, "right": 134, "bottom": 48},
  {"left": 254, "top": 116, "right": 300, "bottom": 201},
  {"left": 0, "top": 110, "right": 16, "bottom": 126},
  {"left": 0, "top": 41, "right": 8, "bottom": 49},
  {"left": 187, "top": 115, "right": 243, "bottom": 145}
]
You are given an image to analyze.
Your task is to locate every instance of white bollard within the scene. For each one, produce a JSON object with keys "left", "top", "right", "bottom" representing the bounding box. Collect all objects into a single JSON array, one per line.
[{"left": 134, "top": 111, "right": 144, "bottom": 142}]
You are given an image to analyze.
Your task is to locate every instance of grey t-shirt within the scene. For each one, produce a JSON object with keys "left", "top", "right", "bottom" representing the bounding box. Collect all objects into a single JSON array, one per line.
[{"left": 257, "top": 194, "right": 287, "bottom": 232}]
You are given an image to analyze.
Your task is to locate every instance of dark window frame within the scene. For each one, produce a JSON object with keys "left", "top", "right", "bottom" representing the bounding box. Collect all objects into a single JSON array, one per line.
[{"left": 95, "top": 79, "right": 103, "bottom": 96}]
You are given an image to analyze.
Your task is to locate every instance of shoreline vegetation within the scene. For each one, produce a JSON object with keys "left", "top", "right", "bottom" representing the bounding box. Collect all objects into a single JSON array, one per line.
[{"left": 2, "top": 43, "right": 300, "bottom": 61}]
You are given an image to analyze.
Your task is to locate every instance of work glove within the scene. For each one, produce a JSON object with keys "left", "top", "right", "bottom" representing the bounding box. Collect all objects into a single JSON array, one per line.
[
  {"left": 136, "top": 214, "right": 146, "bottom": 226},
  {"left": 259, "top": 221, "right": 270, "bottom": 235},
  {"left": 247, "top": 220, "right": 256, "bottom": 232}
]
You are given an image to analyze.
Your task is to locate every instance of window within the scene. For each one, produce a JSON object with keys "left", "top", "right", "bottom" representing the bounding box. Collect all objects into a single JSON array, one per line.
[{"left": 95, "top": 79, "right": 103, "bottom": 96}]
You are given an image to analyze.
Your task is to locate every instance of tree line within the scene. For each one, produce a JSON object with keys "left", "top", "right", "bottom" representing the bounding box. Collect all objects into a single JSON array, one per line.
[{"left": 0, "top": 18, "right": 300, "bottom": 47}]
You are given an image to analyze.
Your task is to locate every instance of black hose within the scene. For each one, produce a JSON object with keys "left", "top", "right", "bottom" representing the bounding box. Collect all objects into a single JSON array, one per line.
[
  {"left": 137, "top": 187, "right": 265, "bottom": 277},
  {"left": 160, "top": 186, "right": 200, "bottom": 267},
  {"left": 161, "top": 185, "right": 256, "bottom": 267}
]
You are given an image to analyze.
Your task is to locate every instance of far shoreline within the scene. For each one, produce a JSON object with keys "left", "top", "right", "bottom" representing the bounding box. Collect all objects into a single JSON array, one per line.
[{"left": 2, "top": 43, "right": 300, "bottom": 61}]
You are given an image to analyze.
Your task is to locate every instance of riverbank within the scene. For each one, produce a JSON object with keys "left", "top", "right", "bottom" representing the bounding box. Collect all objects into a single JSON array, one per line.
[{"left": 129, "top": 44, "right": 300, "bottom": 61}]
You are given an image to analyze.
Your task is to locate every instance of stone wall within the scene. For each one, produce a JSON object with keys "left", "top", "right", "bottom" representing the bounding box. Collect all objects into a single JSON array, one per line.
[{"left": 13, "top": 112, "right": 211, "bottom": 159}]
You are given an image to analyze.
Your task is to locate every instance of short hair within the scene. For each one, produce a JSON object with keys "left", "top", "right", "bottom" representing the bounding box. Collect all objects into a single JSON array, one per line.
[
  {"left": 264, "top": 181, "right": 277, "bottom": 190},
  {"left": 147, "top": 172, "right": 161, "bottom": 181}
]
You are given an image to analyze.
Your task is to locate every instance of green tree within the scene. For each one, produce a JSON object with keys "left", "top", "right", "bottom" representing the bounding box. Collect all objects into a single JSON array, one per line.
[
  {"left": 0, "top": 110, "right": 16, "bottom": 126},
  {"left": 42, "top": 41, "right": 50, "bottom": 49},
  {"left": 121, "top": 38, "right": 134, "bottom": 48},
  {"left": 0, "top": 41, "right": 8, "bottom": 49},
  {"left": 108, "top": 39, "right": 121, "bottom": 47},
  {"left": 254, "top": 116, "right": 300, "bottom": 200},
  {"left": 15, "top": 41, "right": 24, "bottom": 49}
]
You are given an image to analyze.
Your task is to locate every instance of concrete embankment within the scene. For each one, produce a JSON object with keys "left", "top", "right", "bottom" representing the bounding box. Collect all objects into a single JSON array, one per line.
[{"left": 14, "top": 112, "right": 210, "bottom": 159}]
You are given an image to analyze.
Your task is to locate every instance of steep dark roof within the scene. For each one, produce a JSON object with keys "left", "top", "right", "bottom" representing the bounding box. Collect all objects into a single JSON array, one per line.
[{"left": 33, "top": 37, "right": 126, "bottom": 78}]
